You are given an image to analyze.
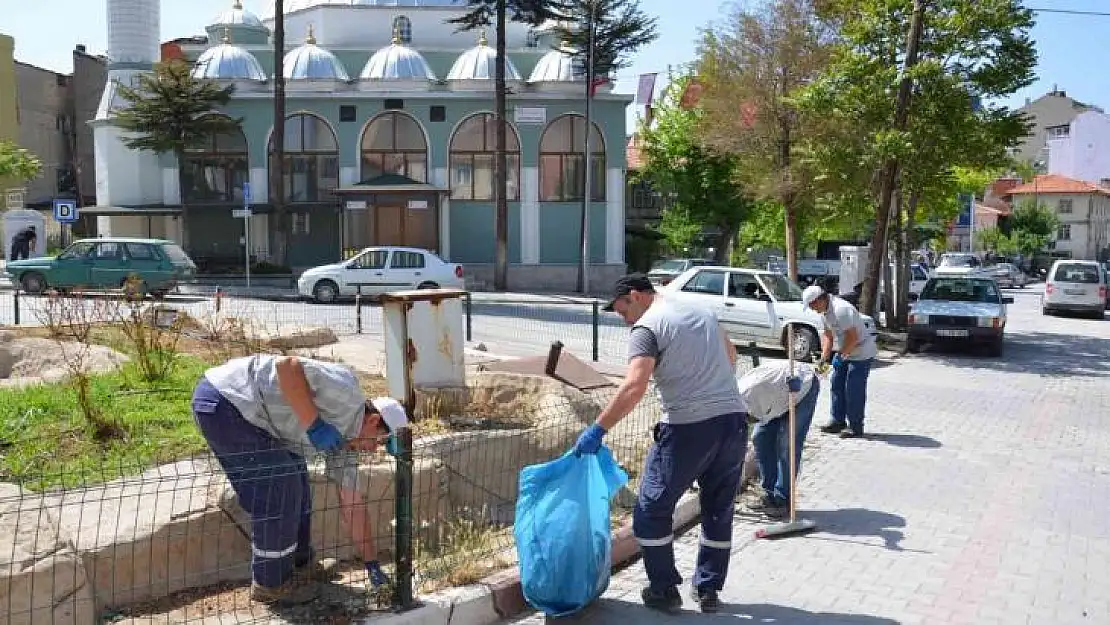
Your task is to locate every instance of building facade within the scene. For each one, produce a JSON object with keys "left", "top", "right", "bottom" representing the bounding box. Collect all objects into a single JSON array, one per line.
[
  {"left": 0, "top": 34, "right": 20, "bottom": 200},
  {"left": 1013, "top": 87, "right": 1102, "bottom": 167},
  {"left": 92, "top": 0, "right": 634, "bottom": 290},
  {"left": 1005, "top": 174, "right": 1110, "bottom": 261}
]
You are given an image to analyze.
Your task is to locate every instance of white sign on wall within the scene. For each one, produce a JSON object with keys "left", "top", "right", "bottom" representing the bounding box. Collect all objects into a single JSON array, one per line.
[
  {"left": 408, "top": 200, "right": 429, "bottom": 210},
  {"left": 4, "top": 188, "right": 25, "bottom": 211},
  {"left": 346, "top": 200, "right": 368, "bottom": 210},
  {"left": 514, "top": 107, "right": 547, "bottom": 124}
]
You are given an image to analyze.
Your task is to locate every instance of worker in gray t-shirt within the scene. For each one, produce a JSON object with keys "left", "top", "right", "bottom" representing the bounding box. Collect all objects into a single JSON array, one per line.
[
  {"left": 192, "top": 354, "right": 409, "bottom": 605},
  {"left": 572, "top": 273, "right": 748, "bottom": 614},
  {"left": 802, "top": 284, "right": 877, "bottom": 438}
]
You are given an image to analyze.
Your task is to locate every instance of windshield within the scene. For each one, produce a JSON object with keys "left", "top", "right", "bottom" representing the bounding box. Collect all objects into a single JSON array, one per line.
[
  {"left": 758, "top": 273, "right": 804, "bottom": 302},
  {"left": 1053, "top": 263, "right": 1101, "bottom": 284},
  {"left": 57, "top": 242, "right": 94, "bottom": 260},
  {"left": 161, "top": 243, "right": 194, "bottom": 266},
  {"left": 921, "top": 278, "right": 1000, "bottom": 303},
  {"left": 939, "top": 254, "right": 979, "bottom": 268},
  {"left": 651, "top": 260, "right": 689, "bottom": 273}
]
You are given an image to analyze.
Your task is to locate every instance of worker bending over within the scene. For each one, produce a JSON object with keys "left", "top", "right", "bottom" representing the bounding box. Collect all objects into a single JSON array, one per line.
[
  {"left": 192, "top": 354, "right": 408, "bottom": 605},
  {"left": 573, "top": 274, "right": 748, "bottom": 614}
]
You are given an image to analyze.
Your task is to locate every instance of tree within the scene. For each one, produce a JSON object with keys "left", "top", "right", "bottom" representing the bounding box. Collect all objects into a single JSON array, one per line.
[
  {"left": 553, "top": 0, "right": 658, "bottom": 292},
  {"left": 655, "top": 207, "right": 702, "bottom": 254},
  {"left": 111, "top": 59, "right": 242, "bottom": 252},
  {"left": 797, "top": 0, "right": 1037, "bottom": 318},
  {"left": 1007, "top": 199, "right": 1058, "bottom": 255},
  {"left": 449, "top": 1, "right": 569, "bottom": 291},
  {"left": 694, "top": 0, "right": 836, "bottom": 281},
  {"left": 0, "top": 141, "right": 42, "bottom": 183},
  {"left": 638, "top": 73, "right": 749, "bottom": 262}
]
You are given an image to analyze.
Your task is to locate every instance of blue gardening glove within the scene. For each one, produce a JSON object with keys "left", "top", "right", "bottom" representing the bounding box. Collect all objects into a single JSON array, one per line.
[
  {"left": 573, "top": 423, "right": 607, "bottom": 456},
  {"left": 366, "top": 560, "right": 391, "bottom": 588},
  {"left": 787, "top": 376, "right": 802, "bottom": 393},
  {"left": 385, "top": 434, "right": 400, "bottom": 457},
  {"left": 831, "top": 353, "right": 846, "bottom": 369},
  {"left": 306, "top": 418, "right": 344, "bottom": 453}
]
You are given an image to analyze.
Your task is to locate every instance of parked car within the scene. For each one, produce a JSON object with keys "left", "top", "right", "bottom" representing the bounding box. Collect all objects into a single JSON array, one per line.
[
  {"left": 983, "top": 262, "right": 1028, "bottom": 289},
  {"left": 297, "top": 246, "right": 464, "bottom": 304},
  {"left": 907, "top": 276, "right": 1013, "bottom": 357},
  {"left": 661, "top": 265, "right": 877, "bottom": 362},
  {"left": 2, "top": 237, "right": 197, "bottom": 297},
  {"left": 1041, "top": 259, "right": 1107, "bottom": 318},
  {"left": 933, "top": 252, "right": 986, "bottom": 277},
  {"left": 646, "top": 258, "right": 713, "bottom": 287},
  {"left": 839, "top": 262, "right": 929, "bottom": 311}
]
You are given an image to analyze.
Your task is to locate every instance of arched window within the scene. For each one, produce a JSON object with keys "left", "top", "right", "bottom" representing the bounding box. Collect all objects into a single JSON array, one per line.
[
  {"left": 360, "top": 112, "right": 427, "bottom": 182},
  {"left": 449, "top": 113, "right": 521, "bottom": 201},
  {"left": 393, "top": 15, "right": 412, "bottom": 44},
  {"left": 268, "top": 113, "right": 339, "bottom": 203},
  {"left": 182, "top": 118, "right": 249, "bottom": 203},
  {"left": 539, "top": 114, "right": 605, "bottom": 202}
]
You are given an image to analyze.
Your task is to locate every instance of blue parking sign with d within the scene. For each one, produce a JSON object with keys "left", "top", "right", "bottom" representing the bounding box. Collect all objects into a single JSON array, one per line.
[{"left": 53, "top": 199, "right": 78, "bottom": 223}]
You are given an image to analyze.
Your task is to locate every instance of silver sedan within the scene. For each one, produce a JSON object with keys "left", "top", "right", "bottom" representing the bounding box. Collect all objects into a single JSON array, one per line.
[{"left": 985, "top": 262, "right": 1028, "bottom": 289}]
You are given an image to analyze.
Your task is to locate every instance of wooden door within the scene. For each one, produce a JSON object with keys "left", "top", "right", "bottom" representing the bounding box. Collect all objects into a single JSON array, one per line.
[
  {"left": 404, "top": 203, "right": 438, "bottom": 251},
  {"left": 375, "top": 205, "right": 404, "bottom": 247}
]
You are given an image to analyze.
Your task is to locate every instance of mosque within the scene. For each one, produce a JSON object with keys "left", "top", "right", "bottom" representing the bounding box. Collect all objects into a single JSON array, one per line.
[{"left": 92, "top": 0, "right": 633, "bottom": 288}]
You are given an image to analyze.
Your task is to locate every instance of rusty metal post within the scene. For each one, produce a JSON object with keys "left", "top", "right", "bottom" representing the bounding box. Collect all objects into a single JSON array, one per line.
[
  {"left": 544, "top": 340, "right": 564, "bottom": 376},
  {"left": 464, "top": 291, "right": 473, "bottom": 342},
  {"left": 591, "top": 300, "right": 600, "bottom": 362},
  {"left": 355, "top": 286, "right": 362, "bottom": 334},
  {"left": 392, "top": 425, "right": 415, "bottom": 612},
  {"left": 12, "top": 289, "right": 20, "bottom": 326}
]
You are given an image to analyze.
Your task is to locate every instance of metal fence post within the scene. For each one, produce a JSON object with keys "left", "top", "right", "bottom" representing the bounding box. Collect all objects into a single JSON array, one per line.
[
  {"left": 392, "top": 426, "right": 415, "bottom": 612},
  {"left": 356, "top": 286, "right": 362, "bottom": 334},
  {"left": 749, "top": 342, "right": 760, "bottom": 367},
  {"left": 464, "top": 291, "right": 473, "bottom": 342},
  {"left": 215, "top": 286, "right": 223, "bottom": 313},
  {"left": 13, "top": 289, "right": 20, "bottom": 325},
  {"left": 591, "top": 300, "right": 600, "bottom": 362}
]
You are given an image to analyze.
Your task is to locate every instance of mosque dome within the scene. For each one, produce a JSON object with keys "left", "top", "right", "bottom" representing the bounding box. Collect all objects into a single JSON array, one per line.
[
  {"left": 446, "top": 31, "right": 520, "bottom": 81},
  {"left": 191, "top": 30, "right": 267, "bottom": 81},
  {"left": 360, "top": 29, "right": 437, "bottom": 81},
  {"left": 283, "top": 24, "right": 351, "bottom": 81},
  {"left": 209, "top": 0, "right": 267, "bottom": 31},
  {"left": 528, "top": 45, "right": 579, "bottom": 83}
]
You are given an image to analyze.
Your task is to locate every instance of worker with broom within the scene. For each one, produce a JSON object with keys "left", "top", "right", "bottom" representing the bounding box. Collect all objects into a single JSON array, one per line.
[
  {"left": 572, "top": 274, "right": 748, "bottom": 614},
  {"left": 191, "top": 354, "right": 408, "bottom": 606},
  {"left": 738, "top": 360, "right": 821, "bottom": 519}
]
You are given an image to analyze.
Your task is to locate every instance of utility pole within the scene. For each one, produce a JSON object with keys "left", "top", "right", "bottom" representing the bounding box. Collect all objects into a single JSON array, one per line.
[
  {"left": 860, "top": 0, "right": 926, "bottom": 318},
  {"left": 577, "top": 1, "right": 596, "bottom": 294},
  {"left": 493, "top": 0, "right": 509, "bottom": 291},
  {"left": 272, "top": 0, "right": 287, "bottom": 265}
]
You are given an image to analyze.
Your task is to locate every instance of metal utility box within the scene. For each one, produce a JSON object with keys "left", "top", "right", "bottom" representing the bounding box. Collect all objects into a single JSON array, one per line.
[
  {"left": 838, "top": 245, "right": 871, "bottom": 295},
  {"left": 380, "top": 289, "right": 467, "bottom": 410}
]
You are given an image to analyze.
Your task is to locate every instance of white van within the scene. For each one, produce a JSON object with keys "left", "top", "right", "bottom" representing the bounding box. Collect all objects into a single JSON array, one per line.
[{"left": 1042, "top": 260, "right": 1107, "bottom": 318}]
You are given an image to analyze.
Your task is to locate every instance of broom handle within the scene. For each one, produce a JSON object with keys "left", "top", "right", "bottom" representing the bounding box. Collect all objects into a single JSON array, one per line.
[{"left": 787, "top": 325, "right": 798, "bottom": 524}]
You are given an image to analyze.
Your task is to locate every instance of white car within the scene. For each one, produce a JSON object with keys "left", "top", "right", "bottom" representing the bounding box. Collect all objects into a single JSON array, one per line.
[
  {"left": 297, "top": 246, "right": 464, "bottom": 304},
  {"left": 933, "top": 252, "right": 986, "bottom": 277},
  {"left": 907, "top": 276, "right": 1013, "bottom": 357},
  {"left": 1041, "top": 259, "right": 1107, "bottom": 318},
  {"left": 661, "top": 266, "right": 878, "bottom": 362}
]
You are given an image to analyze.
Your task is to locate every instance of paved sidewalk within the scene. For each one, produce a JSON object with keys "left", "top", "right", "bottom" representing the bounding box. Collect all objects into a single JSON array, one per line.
[{"left": 506, "top": 294, "right": 1110, "bottom": 624}]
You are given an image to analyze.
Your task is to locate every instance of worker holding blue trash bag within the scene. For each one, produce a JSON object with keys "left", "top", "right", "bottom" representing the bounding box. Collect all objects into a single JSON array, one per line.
[
  {"left": 572, "top": 273, "right": 749, "bottom": 613},
  {"left": 192, "top": 354, "right": 408, "bottom": 607}
]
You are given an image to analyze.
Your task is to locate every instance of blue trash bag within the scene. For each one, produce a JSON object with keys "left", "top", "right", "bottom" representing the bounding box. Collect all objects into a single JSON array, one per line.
[{"left": 514, "top": 445, "right": 629, "bottom": 618}]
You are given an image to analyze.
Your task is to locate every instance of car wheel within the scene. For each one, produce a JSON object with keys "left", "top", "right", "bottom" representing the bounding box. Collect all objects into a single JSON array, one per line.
[
  {"left": 906, "top": 338, "right": 921, "bottom": 354},
  {"left": 20, "top": 272, "right": 47, "bottom": 295},
  {"left": 987, "top": 337, "right": 1004, "bottom": 358},
  {"left": 417, "top": 281, "right": 440, "bottom": 289},
  {"left": 787, "top": 325, "right": 819, "bottom": 362},
  {"left": 312, "top": 279, "right": 340, "bottom": 304},
  {"left": 1042, "top": 306, "right": 1052, "bottom": 316}
]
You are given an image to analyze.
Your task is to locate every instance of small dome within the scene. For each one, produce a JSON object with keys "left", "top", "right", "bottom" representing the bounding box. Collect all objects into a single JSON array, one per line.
[
  {"left": 446, "top": 31, "right": 520, "bottom": 81},
  {"left": 528, "top": 45, "right": 579, "bottom": 83},
  {"left": 192, "top": 31, "right": 267, "bottom": 81},
  {"left": 210, "top": 0, "right": 266, "bottom": 31},
  {"left": 360, "top": 30, "right": 436, "bottom": 81},
  {"left": 284, "top": 25, "right": 350, "bottom": 81}
]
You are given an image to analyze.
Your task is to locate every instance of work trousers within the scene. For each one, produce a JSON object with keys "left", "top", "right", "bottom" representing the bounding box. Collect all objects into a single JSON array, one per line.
[
  {"left": 632, "top": 412, "right": 747, "bottom": 594},
  {"left": 752, "top": 382, "right": 820, "bottom": 506},
  {"left": 829, "top": 358, "right": 873, "bottom": 432},
  {"left": 192, "top": 378, "right": 315, "bottom": 589},
  {"left": 9, "top": 240, "right": 29, "bottom": 261}
]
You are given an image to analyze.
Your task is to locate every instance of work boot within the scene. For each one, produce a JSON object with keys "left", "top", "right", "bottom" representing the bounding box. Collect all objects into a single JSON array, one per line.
[
  {"left": 839, "top": 427, "right": 865, "bottom": 439},
  {"left": 820, "top": 421, "right": 846, "bottom": 434},
  {"left": 250, "top": 578, "right": 320, "bottom": 606},
  {"left": 293, "top": 557, "right": 341, "bottom": 582},
  {"left": 690, "top": 587, "right": 721, "bottom": 613},
  {"left": 641, "top": 585, "right": 682, "bottom": 612},
  {"left": 747, "top": 494, "right": 786, "bottom": 518}
]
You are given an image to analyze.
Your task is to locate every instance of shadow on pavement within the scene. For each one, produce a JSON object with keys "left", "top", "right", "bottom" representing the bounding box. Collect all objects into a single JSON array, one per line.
[
  {"left": 718, "top": 603, "right": 902, "bottom": 624},
  {"left": 554, "top": 599, "right": 900, "bottom": 623},
  {"left": 919, "top": 330, "right": 1110, "bottom": 377},
  {"left": 866, "top": 432, "right": 941, "bottom": 448},
  {"left": 799, "top": 508, "right": 907, "bottom": 551}
]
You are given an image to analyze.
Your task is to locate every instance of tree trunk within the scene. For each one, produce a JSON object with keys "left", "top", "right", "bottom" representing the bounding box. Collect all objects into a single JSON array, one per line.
[
  {"left": 882, "top": 188, "right": 900, "bottom": 329},
  {"left": 894, "top": 191, "right": 919, "bottom": 329},
  {"left": 859, "top": 0, "right": 925, "bottom": 317},
  {"left": 175, "top": 149, "right": 191, "bottom": 253},
  {"left": 493, "top": 0, "right": 509, "bottom": 291},
  {"left": 271, "top": 0, "right": 288, "bottom": 267}
]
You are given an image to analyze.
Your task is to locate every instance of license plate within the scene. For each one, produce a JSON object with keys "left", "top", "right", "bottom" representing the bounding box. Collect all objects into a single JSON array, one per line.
[
  {"left": 1065, "top": 289, "right": 1086, "bottom": 296},
  {"left": 936, "top": 329, "right": 969, "bottom": 337}
]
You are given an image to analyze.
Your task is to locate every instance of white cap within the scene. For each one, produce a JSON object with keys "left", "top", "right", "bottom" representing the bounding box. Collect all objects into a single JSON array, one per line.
[
  {"left": 802, "top": 284, "right": 826, "bottom": 308},
  {"left": 371, "top": 397, "right": 410, "bottom": 432}
]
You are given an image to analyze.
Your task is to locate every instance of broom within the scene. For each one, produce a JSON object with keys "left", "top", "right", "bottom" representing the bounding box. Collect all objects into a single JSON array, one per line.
[{"left": 754, "top": 324, "right": 818, "bottom": 539}]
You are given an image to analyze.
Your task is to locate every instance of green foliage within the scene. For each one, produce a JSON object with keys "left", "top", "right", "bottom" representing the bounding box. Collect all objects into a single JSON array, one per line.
[
  {"left": 447, "top": 0, "right": 568, "bottom": 29},
  {"left": 1009, "top": 199, "right": 1059, "bottom": 239},
  {"left": 111, "top": 59, "right": 241, "bottom": 156},
  {"left": 656, "top": 207, "right": 702, "bottom": 253},
  {"left": 0, "top": 141, "right": 43, "bottom": 182},
  {"left": 552, "top": 0, "right": 659, "bottom": 77},
  {"left": 975, "top": 201, "right": 1058, "bottom": 257}
]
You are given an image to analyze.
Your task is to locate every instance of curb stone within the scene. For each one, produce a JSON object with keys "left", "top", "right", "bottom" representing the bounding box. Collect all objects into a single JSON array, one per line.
[{"left": 360, "top": 492, "right": 702, "bottom": 625}]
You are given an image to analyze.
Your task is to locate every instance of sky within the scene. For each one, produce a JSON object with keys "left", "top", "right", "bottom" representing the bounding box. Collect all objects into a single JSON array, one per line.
[{"left": 3, "top": 1, "right": 1110, "bottom": 131}]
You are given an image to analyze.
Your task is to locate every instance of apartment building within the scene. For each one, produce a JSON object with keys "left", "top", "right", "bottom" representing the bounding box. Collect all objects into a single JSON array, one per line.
[
  {"left": 1013, "top": 87, "right": 1102, "bottom": 167},
  {"left": 1004, "top": 174, "right": 1110, "bottom": 261}
]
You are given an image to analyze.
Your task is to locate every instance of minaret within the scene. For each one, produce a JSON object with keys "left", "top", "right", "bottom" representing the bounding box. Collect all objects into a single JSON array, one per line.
[{"left": 93, "top": 0, "right": 163, "bottom": 220}]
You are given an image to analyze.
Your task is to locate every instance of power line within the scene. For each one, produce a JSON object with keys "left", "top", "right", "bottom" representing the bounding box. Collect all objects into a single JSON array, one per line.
[{"left": 1028, "top": 7, "right": 1110, "bottom": 17}]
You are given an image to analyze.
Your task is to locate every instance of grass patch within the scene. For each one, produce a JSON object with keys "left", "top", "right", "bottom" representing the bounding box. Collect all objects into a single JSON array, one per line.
[{"left": 0, "top": 356, "right": 211, "bottom": 490}]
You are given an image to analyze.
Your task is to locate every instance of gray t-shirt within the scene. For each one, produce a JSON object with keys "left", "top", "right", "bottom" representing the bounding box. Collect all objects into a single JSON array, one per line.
[
  {"left": 204, "top": 355, "right": 367, "bottom": 492},
  {"left": 821, "top": 296, "right": 878, "bottom": 361},
  {"left": 628, "top": 299, "right": 746, "bottom": 424}
]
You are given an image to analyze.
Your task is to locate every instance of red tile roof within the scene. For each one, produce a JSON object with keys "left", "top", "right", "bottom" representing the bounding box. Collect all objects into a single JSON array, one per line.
[
  {"left": 626, "top": 134, "right": 645, "bottom": 171},
  {"left": 1005, "top": 174, "right": 1110, "bottom": 196}
]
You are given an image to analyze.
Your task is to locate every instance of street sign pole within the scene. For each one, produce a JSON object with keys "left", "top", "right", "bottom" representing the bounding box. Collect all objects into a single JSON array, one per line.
[{"left": 241, "top": 183, "right": 252, "bottom": 288}]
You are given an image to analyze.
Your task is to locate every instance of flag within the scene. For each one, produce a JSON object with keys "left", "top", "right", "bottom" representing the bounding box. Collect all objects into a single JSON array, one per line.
[
  {"left": 636, "top": 73, "right": 658, "bottom": 105},
  {"left": 589, "top": 76, "right": 610, "bottom": 97},
  {"left": 679, "top": 79, "right": 704, "bottom": 109}
]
